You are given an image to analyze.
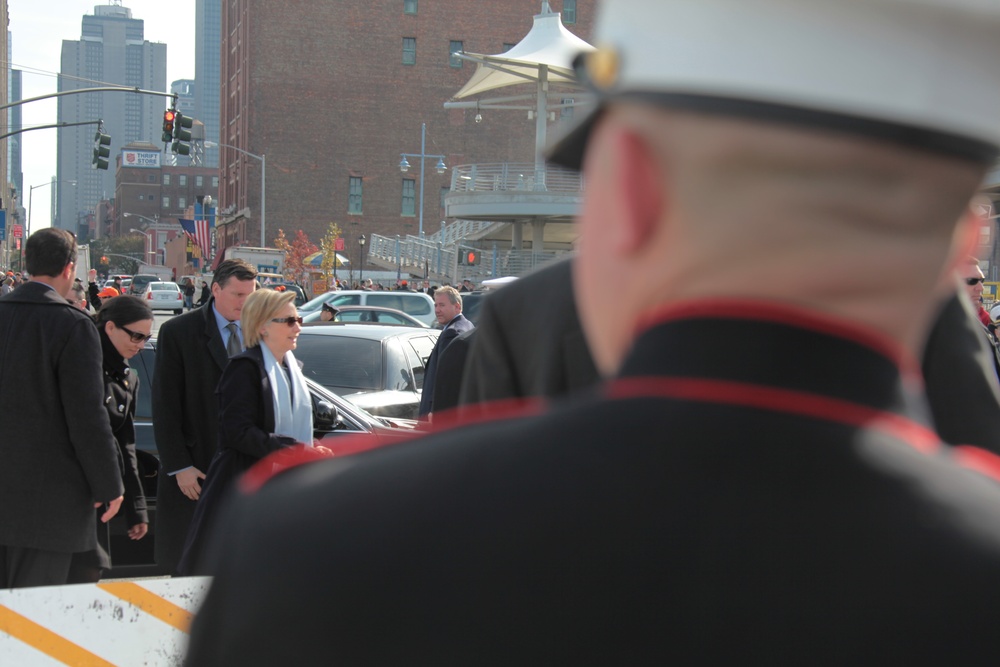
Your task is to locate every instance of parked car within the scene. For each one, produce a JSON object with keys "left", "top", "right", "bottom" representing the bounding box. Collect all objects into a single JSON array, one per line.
[
  {"left": 298, "top": 290, "right": 436, "bottom": 326},
  {"left": 142, "top": 281, "right": 185, "bottom": 314},
  {"left": 302, "top": 305, "right": 429, "bottom": 327},
  {"left": 294, "top": 324, "right": 440, "bottom": 420},
  {"left": 129, "top": 274, "right": 162, "bottom": 297},
  {"left": 259, "top": 279, "right": 307, "bottom": 307},
  {"left": 109, "top": 341, "right": 420, "bottom": 576}
]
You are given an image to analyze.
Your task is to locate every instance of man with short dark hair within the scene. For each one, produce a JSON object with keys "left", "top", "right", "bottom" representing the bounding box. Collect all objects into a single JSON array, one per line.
[
  {"left": 0, "top": 229, "right": 124, "bottom": 588},
  {"left": 152, "top": 259, "right": 257, "bottom": 574}
]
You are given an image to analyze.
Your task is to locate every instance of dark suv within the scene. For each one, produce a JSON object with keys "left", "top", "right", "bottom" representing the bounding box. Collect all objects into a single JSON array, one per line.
[{"left": 128, "top": 274, "right": 161, "bottom": 297}]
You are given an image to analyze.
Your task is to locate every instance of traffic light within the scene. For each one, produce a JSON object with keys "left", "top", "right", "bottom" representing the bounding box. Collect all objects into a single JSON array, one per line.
[
  {"left": 162, "top": 109, "right": 176, "bottom": 143},
  {"left": 92, "top": 130, "right": 111, "bottom": 170},
  {"left": 172, "top": 111, "right": 193, "bottom": 156}
]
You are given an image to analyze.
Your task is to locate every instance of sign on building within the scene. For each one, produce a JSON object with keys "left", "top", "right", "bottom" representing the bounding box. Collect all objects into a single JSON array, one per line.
[{"left": 122, "top": 151, "right": 161, "bottom": 169}]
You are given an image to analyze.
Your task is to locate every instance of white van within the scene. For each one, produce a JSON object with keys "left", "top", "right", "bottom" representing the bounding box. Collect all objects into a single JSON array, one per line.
[{"left": 299, "top": 290, "right": 436, "bottom": 327}]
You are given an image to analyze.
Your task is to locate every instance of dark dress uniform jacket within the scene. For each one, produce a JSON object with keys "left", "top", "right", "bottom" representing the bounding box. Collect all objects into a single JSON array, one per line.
[
  {"left": 152, "top": 298, "right": 230, "bottom": 572},
  {"left": 418, "top": 313, "right": 474, "bottom": 415},
  {"left": 0, "top": 283, "right": 124, "bottom": 553},
  {"left": 187, "top": 302, "right": 1000, "bottom": 665}
]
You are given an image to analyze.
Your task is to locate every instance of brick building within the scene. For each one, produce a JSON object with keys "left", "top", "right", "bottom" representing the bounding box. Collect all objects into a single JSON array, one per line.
[{"left": 217, "top": 0, "right": 595, "bottom": 269}]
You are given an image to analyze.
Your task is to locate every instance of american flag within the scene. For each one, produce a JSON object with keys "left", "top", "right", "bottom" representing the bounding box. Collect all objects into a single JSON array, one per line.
[{"left": 179, "top": 218, "right": 212, "bottom": 259}]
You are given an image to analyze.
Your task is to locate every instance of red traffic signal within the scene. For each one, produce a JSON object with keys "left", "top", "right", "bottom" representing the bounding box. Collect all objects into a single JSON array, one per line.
[
  {"left": 162, "top": 110, "right": 176, "bottom": 142},
  {"left": 465, "top": 250, "right": 480, "bottom": 266}
]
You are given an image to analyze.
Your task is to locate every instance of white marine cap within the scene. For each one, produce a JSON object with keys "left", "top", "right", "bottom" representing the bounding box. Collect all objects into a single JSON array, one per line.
[{"left": 547, "top": 0, "right": 1000, "bottom": 169}]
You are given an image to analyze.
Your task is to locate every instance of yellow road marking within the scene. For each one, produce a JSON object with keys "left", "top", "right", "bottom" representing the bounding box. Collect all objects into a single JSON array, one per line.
[
  {"left": 0, "top": 604, "right": 116, "bottom": 667},
  {"left": 96, "top": 582, "right": 193, "bottom": 633}
]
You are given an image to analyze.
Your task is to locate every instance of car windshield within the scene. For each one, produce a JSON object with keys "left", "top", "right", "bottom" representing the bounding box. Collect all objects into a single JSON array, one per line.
[
  {"left": 295, "top": 335, "right": 382, "bottom": 391},
  {"left": 151, "top": 283, "right": 178, "bottom": 290},
  {"left": 299, "top": 291, "right": 339, "bottom": 313}
]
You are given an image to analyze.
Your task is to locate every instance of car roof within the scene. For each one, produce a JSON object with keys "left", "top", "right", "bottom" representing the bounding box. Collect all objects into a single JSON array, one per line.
[{"left": 299, "top": 323, "right": 435, "bottom": 341}]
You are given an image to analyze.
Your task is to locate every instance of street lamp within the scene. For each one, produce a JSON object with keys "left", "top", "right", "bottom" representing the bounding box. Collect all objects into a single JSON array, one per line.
[
  {"left": 27, "top": 179, "right": 76, "bottom": 239},
  {"left": 123, "top": 212, "right": 159, "bottom": 226},
  {"left": 129, "top": 228, "right": 156, "bottom": 263},
  {"left": 358, "top": 234, "right": 366, "bottom": 285},
  {"left": 205, "top": 141, "right": 266, "bottom": 247},
  {"left": 399, "top": 123, "right": 447, "bottom": 238}
]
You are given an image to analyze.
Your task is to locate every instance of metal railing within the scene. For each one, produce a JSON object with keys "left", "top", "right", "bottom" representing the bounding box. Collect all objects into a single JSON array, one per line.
[{"left": 450, "top": 163, "right": 584, "bottom": 194}]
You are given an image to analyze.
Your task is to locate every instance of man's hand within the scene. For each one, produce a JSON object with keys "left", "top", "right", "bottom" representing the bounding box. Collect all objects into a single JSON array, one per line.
[
  {"left": 88, "top": 268, "right": 97, "bottom": 281},
  {"left": 176, "top": 467, "right": 207, "bottom": 500},
  {"left": 96, "top": 496, "right": 124, "bottom": 523},
  {"left": 128, "top": 523, "right": 149, "bottom": 540}
]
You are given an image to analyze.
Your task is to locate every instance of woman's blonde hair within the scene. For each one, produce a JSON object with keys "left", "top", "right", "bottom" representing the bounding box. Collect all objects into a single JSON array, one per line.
[{"left": 241, "top": 289, "right": 296, "bottom": 348}]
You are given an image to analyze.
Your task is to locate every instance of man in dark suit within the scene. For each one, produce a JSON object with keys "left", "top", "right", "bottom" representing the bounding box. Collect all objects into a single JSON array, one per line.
[
  {"left": 417, "top": 286, "right": 474, "bottom": 418},
  {"left": 187, "top": 1, "right": 1000, "bottom": 663},
  {"left": 152, "top": 259, "right": 257, "bottom": 574},
  {"left": 0, "top": 229, "right": 124, "bottom": 588},
  {"left": 459, "top": 256, "right": 598, "bottom": 412}
]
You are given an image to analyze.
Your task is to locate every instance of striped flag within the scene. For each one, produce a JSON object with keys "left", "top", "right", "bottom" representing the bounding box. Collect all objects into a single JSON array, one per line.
[{"left": 178, "top": 218, "right": 212, "bottom": 259}]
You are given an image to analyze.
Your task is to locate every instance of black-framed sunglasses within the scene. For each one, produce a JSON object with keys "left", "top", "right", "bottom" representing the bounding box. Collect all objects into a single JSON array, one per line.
[
  {"left": 965, "top": 277, "right": 986, "bottom": 286},
  {"left": 119, "top": 324, "right": 153, "bottom": 343},
  {"left": 271, "top": 316, "right": 304, "bottom": 326}
]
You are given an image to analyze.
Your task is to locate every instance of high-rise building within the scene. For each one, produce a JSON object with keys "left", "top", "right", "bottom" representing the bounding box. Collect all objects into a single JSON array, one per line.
[
  {"left": 172, "top": 79, "right": 196, "bottom": 118},
  {"left": 56, "top": 3, "right": 166, "bottom": 237},
  {"left": 195, "top": 0, "right": 221, "bottom": 168},
  {"left": 9, "top": 67, "right": 22, "bottom": 200}
]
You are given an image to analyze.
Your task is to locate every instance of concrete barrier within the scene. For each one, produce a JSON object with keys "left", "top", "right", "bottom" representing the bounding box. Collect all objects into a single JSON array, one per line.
[{"left": 0, "top": 577, "right": 210, "bottom": 666}]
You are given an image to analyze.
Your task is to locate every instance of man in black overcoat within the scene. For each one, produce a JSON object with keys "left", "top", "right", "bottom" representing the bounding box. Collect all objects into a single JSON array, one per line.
[
  {"left": 152, "top": 259, "right": 256, "bottom": 573},
  {"left": 458, "top": 256, "right": 598, "bottom": 411},
  {"left": 0, "top": 229, "right": 124, "bottom": 588},
  {"left": 417, "top": 286, "right": 474, "bottom": 418},
  {"left": 187, "top": 1, "right": 1000, "bottom": 663}
]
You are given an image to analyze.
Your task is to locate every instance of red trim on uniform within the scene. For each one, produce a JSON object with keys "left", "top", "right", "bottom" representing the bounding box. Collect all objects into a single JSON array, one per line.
[
  {"left": 239, "top": 398, "right": 550, "bottom": 495},
  {"left": 607, "top": 376, "right": 941, "bottom": 454},
  {"left": 952, "top": 445, "right": 1000, "bottom": 483},
  {"left": 634, "top": 299, "right": 914, "bottom": 372}
]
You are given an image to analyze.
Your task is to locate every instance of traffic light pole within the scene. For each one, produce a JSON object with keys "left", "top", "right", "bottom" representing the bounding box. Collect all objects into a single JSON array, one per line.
[
  {"left": 0, "top": 86, "right": 177, "bottom": 114},
  {"left": 0, "top": 119, "right": 103, "bottom": 142}
]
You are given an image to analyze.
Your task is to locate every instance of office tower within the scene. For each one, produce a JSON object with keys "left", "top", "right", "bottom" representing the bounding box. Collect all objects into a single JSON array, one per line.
[{"left": 195, "top": 0, "right": 220, "bottom": 168}]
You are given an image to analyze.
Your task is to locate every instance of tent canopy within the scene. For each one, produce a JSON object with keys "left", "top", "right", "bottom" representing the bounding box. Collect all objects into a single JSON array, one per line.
[
  {"left": 303, "top": 251, "right": 350, "bottom": 268},
  {"left": 451, "top": 10, "right": 595, "bottom": 100}
]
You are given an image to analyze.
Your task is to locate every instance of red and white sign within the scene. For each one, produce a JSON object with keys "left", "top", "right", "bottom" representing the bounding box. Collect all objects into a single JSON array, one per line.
[
  {"left": 335, "top": 237, "right": 345, "bottom": 251},
  {"left": 11, "top": 224, "right": 23, "bottom": 239}
]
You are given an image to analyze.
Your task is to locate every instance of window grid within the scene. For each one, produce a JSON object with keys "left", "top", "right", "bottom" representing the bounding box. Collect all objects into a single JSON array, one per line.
[
  {"left": 402, "top": 179, "right": 416, "bottom": 216},
  {"left": 563, "top": 0, "right": 577, "bottom": 24},
  {"left": 404, "top": 0, "right": 417, "bottom": 14},
  {"left": 450, "top": 41, "right": 464, "bottom": 68},
  {"left": 349, "top": 177, "right": 363, "bottom": 214},
  {"left": 403, "top": 37, "right": 416, "bottom": 65}
]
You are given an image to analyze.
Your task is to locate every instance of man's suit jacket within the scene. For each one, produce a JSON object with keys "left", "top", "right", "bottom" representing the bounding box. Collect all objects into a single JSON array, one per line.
[
  {"left": 152, "top": 298, "right": 231, "bottom": 572},
  {"left": 419, "top": 314, "right": 474, "bottom": 416},
  {"left": 459, "top": 257, "right": 598, "bottom": 410},
  {"left": 0, "top": 282, "right": 123, "bottom": 553}
]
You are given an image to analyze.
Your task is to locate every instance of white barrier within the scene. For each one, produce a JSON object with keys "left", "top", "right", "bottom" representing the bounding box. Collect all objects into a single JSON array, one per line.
[{"left": 0, "top": 577, "right": 210, "bottom": 666}]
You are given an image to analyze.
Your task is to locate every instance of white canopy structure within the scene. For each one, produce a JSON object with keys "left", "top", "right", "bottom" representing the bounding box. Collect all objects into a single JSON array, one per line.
[{"left": 446, "top": 2, "right": 596, "bottom": 179}]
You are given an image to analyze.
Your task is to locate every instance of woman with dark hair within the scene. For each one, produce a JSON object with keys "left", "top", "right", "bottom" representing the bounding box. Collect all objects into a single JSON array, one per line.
[{"left": 67, "top": 295, "right": 153, "bottom": 583}]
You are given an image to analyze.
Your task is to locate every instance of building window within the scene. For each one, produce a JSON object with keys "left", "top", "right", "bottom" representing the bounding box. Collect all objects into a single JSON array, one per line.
[
  {"left": 163, "top": 173, "right": 171, "bottom": 185},
  {"left": 563, "top": 0, "right": 577, "bottom": 24},
  {"left": 212, "top": 176, "right": 219, "bottom": 188},
  {"left": 404, "top": 0, "right": 417, "bottom": 14},
  {"left": 162, "top": 196, "right": 170, "bottom": 208},
  {"left": 450, "top": 41, "right": 464, "bottom": 68},
  {"left": 179, "top": 197, "right": 187, "bottom": 209},
  {"left": 403, "top": 38, "right": 416, "bottom": 65},
  {"left": 561, "top": 98, "right": 575, "bottom": 121},
  {"left": 349, "top": 177, "right": 363, "bottom": 214},
  {"left": 179, "top": 175, "right": 188, "bottom": 186},
  {"left": 502, "top": 43, "right": 516, "bottom": 53},
  {"left": 402, "top": 179, "right": 416, "bottom": 216},
  {"left": 147, "top": 174, "right": 156, "bottom": 183},
  {"left": 196, "top": 176, "right": 203, "bottom": 187}
]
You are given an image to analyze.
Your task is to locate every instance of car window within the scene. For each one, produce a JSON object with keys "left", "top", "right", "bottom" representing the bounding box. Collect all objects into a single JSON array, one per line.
[
  {"left": 383, "top": 338, "right": 414, "bottom": 391},
  {"left": 401, "top": 295, "right": 431, "bottom": 316},
  {"left": 403, "top": 334, "right": 438, "bottom": 390},
  {"left": 295, "top": 335, "right": 382, "bottom": 391},
  {"left": 366, "top": 294, "right": 404, "bottom": 311},
  {"left": 331, "top": 294, "right": 361, "bottom": 307},
  {"left": 132, "top": 349, "right": 156, "bottom": 420}
]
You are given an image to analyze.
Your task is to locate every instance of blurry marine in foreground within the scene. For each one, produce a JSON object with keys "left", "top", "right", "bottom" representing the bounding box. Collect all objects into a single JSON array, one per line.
[{"left": 187, "top": 1, "right": 1000, "bottom": 663}]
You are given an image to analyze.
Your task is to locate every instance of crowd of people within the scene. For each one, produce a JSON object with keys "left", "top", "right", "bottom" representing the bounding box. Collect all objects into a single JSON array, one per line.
[{"left": 9, "top": 0, "right": 1000, "bottom": 661}]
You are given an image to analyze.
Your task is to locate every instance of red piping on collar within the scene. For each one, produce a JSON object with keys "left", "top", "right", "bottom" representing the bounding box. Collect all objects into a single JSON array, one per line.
[{"left": 634, "top": 299, "right": 915, "bottom": 375}]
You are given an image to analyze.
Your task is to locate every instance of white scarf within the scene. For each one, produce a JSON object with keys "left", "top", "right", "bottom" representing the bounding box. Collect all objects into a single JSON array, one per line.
[{"left": 260, "top": 344, "right": 314, "bottom": 446}]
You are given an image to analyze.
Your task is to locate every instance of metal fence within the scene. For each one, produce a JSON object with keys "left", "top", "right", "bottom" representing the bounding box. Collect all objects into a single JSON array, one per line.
[{"left": 450, "top": 163, "right": 584, "bottom": 194}]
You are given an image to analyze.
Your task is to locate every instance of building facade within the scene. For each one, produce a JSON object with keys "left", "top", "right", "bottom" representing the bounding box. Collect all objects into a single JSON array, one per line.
[
  {"left": 195, "top": 0, "right": 221, "bottom": 169},
  {"left": 56, "top": 3, "right": 167, "bottom": 237},
  {"left": 216, "top": 0, "right": 594, "bottom": 269}
]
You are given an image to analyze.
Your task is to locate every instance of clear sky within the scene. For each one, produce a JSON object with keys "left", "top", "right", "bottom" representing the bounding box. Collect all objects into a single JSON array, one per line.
[{"left": 11, "top": 0, "right": 196, "bottom": 231}]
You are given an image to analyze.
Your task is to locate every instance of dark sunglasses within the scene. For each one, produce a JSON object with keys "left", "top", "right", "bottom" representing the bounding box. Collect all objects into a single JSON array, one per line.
[
  {"left": 271, "top": 316, "right": 304, "bottom": 326},
  {"left": 965, "top": 277, "right": 986, "bottom": 286},
  {"left": 119, "top": 324, "right": 153, "bottom": 343}
]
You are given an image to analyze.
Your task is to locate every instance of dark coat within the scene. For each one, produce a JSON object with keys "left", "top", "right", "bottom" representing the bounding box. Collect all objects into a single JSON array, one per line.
[
  {"left": 922, "top": 292, "right": 1000, "bottom": 454},
  {"left": 187, "top": 308, "right": 1000, "bottom": 665},
  {"left": 152, "top": 299, "right": 231, "bottom": 572},
  {"left": 459, "top": 257, "right": 598, "bottom": 410},
  {"left": 178, "top": 345, "right": 298, "bottom": 575},
  {"left": 430, "top": 328, "right": 476, "bottom": 416},
  {"left": 0, "top": 282, "right": 124, "bottom": 553},
  {"left": 418, "top": 313, "right": 474, "bottom": 416}
]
